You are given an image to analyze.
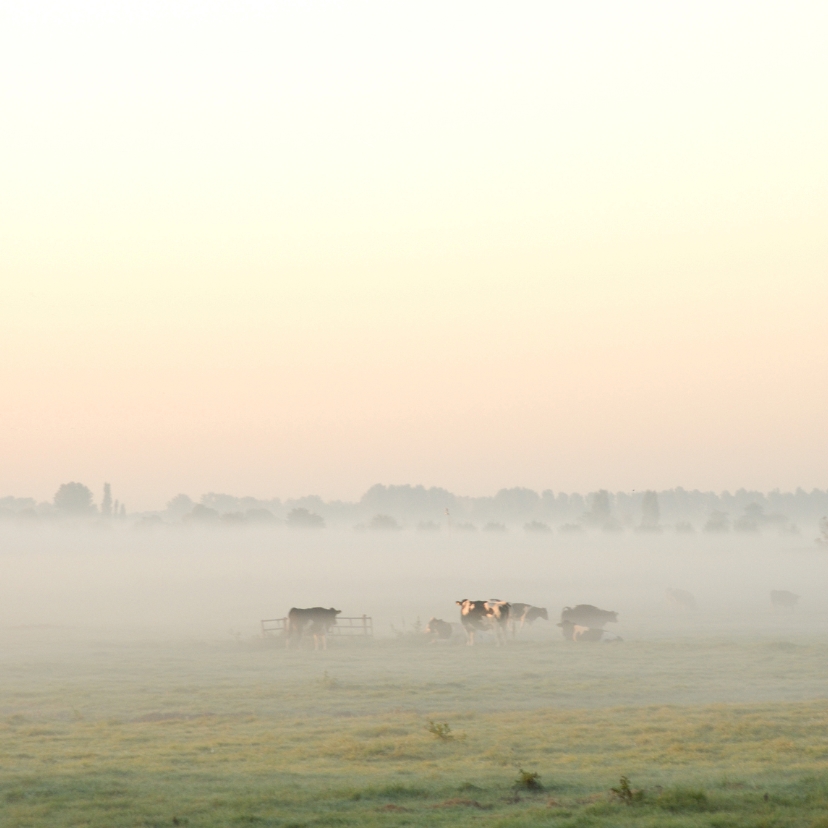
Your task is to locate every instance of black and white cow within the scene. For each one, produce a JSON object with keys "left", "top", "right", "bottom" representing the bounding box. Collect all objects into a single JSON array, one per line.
[
  {"left": 456, "top": 599, "right": 510, "bottom": 645},
  {"left": 507, "top": 603, "right": 549, "bottom": 637},
  {"left": 558, "top": 619, "right": 623, "bottom": 643}
]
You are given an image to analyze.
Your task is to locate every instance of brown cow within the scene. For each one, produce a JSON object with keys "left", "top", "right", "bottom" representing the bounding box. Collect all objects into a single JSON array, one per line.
[
  {"left": 456, "top": 599, "right": 510, "bottom": 645},
  {"left": 286, "top": 607, "right": 341, "bottom": 650}
]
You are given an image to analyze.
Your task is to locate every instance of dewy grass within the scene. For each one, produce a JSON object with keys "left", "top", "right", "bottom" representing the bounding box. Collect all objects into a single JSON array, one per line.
[{"left": 5, "top": 632, "right": 828, "bottom": 825}]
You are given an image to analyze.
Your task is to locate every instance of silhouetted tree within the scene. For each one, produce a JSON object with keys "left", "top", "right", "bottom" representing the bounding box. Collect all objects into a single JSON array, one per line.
[
  {"left": 369, "top": 514, "right": 401, "bottom": 531},
  {"left": 818, "top": 516, "right": 828, "bottom": 545},
  {"left": 54, "top": 482, "right": 94, "bottom": 514},
  {"left": 166, "top": 494, "right": 195, "bottom": 518},
  {"left": 286, "top": 507, "right": 325, "bottom": 529},
  {"left": 101, "top": 483, "right": 113, "bottom": 518},
  {"left": 583, "top": 490, "right": 612, "bottom": 527},
  {"left": 184, "top": 504, "right": 219, "bottom": 523},
  {"left": 641, "top": 491, "right": 660, "bottom": 528},
  {"left": 704, "top": 510, "right": 730, "bottom": 533}
]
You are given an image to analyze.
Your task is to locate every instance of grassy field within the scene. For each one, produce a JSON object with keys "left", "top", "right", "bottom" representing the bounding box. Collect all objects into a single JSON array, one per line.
[{"left": 4, "top": 631, "right": 828, "bottom": 827}]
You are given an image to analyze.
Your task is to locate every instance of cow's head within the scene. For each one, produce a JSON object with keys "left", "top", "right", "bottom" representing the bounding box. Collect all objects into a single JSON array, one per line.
[{"left": 534, "top": 607, "right": 549, "bottom": 621}]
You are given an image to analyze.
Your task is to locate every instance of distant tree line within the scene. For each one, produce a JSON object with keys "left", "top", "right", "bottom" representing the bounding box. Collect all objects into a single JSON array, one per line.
[{"left": 1, "top": 482, "right": 826, "bottom": 537}]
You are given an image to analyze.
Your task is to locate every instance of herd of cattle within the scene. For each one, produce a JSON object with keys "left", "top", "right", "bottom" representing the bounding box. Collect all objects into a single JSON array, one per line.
[
  {"left": 284, "top": 588, "right": 803, "bottom": 649},
  {"left": 285, "top": 601, "right": 622, "bottom": 649}
]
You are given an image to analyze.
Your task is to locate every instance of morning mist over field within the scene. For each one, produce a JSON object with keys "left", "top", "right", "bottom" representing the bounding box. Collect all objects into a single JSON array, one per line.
[{"left": 2, "top": 2, "right": 828, "bottom": 826}]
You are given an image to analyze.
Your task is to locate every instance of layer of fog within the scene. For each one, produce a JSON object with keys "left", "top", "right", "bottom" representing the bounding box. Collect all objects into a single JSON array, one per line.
[{"left": 2, "top": 525, "right": 826, "bottom": 641}]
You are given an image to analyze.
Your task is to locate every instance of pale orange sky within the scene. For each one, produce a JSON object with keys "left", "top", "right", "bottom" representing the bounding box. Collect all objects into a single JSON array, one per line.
[{"left": 1, "top": 2, "right": 826, "bottom": 510}]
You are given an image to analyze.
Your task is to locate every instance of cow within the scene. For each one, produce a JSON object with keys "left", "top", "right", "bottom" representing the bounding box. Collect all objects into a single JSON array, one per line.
[
  {"left": 507, "top": 603, "right": 549, "bottom": 637},
  {"left": 286, "top": 607, "right": 341, "bottom": 650},
  {"left": 558, "top": 620, "right": 623, "bottom": 643},
  {"left": 456, "top": 599, "right": 510, "bottom": 645},
  {"left": 665, "top": 588, "right": 697, "bottom": 611},
  {"left": 425, "top": 617, "right": 453, "bottom": 642},
  {"left": 560, "top": 604, "right": 618, "bottom": 628},
  {"left": 770, "top": 590, "right": 799, "bottom": 609}
]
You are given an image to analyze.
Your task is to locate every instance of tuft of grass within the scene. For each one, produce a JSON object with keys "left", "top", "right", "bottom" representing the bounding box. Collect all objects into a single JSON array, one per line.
[
  {"left": 319, "top": 671, "right": 340, "bottom": 690},
  {"left": 427, "top": 720, "right": 454, "bottom": 741},
  {"left": 610, "top": 775, "right": 644, "bottom": 804},
  {"left": 514, "top": 769, "right": 544, "bottom": 792}
]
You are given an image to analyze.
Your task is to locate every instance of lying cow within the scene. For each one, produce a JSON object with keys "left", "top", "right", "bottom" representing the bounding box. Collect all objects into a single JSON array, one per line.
[
  {"left": 286, "top": 607, "right": 341, "bottom": 650},
  {"left": 456, "top": 599, "right": 510, "bottom": 645},
  {"left": 560, "top": 604, "right": 618, "bottom": 628},
  {"left": 507, "top": 603, "right": 549, "bottom": 637},
  {"left": 425, "top": 617, "right": 453, "bottom": 642},
  {"left": 770, "top": 590, "right": 799, "bottom": 609},
  {"left": 558, "top": 620, "right": 623, "bottom": 643}
]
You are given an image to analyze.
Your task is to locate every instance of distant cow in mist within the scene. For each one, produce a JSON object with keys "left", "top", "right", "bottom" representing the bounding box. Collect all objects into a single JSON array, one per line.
[
  {"left": 558, "top": 620, "right": 623, "bottom": 643},
  {"left": 456, "top": 599, "right": 510, "bottom": 645},
  {"left": 286, "top": 607, "right": 341, "bottom": 650},
  {"left": 425, "top": 617, "right": 453, "bottom": 642},
  {"left": 507, "top": 603, "right": 549, "bottom": 637},
  {"left": 770, "top": 590, "right": 800, "bottom": 609},
  {"left": 665, "top": 588, "right": 697, "bottom": 611}
]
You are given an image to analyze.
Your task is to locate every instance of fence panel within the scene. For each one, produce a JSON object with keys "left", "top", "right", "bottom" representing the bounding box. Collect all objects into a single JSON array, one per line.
[{"left": 261, "top": 615, "right": 373, "bottom": 638}]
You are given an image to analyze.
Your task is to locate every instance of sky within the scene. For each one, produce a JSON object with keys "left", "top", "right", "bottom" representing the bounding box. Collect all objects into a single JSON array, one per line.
[{"left": 1, "top": 1, "right": 827, "bottom": 510}]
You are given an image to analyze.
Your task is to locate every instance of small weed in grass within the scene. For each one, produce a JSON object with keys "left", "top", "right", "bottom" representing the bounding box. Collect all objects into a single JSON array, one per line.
[
  {"left": 611, "top": 775, "right": 644, "bottom": 805},
  {"left": 427, "top": 720, "right": 454, "bottom": 740},
  {"left": 320, "top": 672, "right": 340, "bottom": 690},
  {"left": 514, "top": 769, "right": 544, "bottom": 792}
]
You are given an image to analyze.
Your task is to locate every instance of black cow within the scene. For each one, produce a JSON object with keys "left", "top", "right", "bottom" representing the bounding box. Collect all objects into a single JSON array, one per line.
[
  {"left": 425, "top": 617, "right": 453, "bottom": 642},
  {"left": 456, "top": 599, "right": 510, "bottom": 645},
  {"left": 286, "top": 607, "right": 341, "bottom": 650},
  {"left": 560, "top": 604, "right": 618, "bottom": 628}
]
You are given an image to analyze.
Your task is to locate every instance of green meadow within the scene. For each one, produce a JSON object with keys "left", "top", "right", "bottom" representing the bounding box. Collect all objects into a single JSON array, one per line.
[{"left": 4, "top": 631, "right": 828, "bottom": 827}]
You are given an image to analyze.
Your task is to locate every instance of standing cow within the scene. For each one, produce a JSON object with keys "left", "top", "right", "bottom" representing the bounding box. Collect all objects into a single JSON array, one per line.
[
  {"left": 507, "top": 603, "right": 549, "bottom": 637},
  {"left": 286, "top": 607, "right": 341, "bottom": 650},
  {"left": 560, "top": 604, "right": 618, "bottom": 628},
  {"left": 456, "top": 599, "right": 510, "bottom": 645}
]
